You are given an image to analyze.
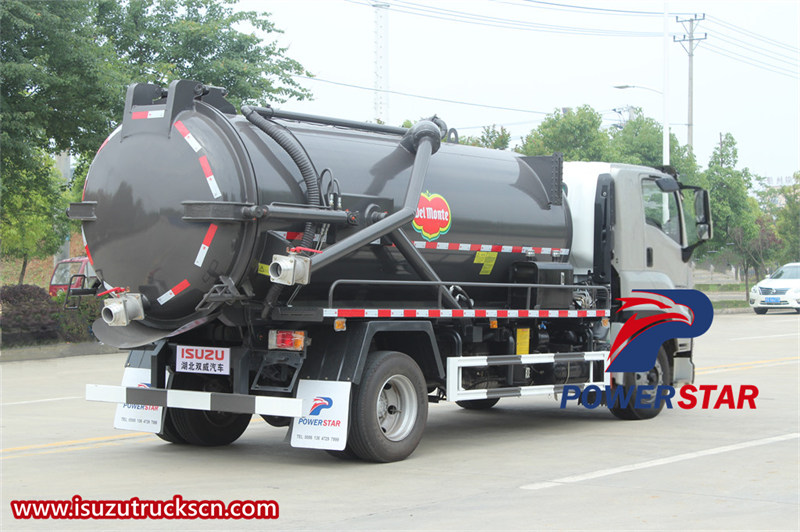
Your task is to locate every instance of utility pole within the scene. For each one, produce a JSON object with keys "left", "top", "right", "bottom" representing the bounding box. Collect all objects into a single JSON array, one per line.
[
  {"left": 674, "top": 14, "right": 706, "bottom": 150},
  {"left": 373, "top": 3, "right": 390, "bottom": 123}
]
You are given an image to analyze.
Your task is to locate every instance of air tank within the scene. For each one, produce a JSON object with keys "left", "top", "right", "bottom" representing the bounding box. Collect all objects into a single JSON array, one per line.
[{"left": 75, "top": 81, "right": 572, "bottom": 334}]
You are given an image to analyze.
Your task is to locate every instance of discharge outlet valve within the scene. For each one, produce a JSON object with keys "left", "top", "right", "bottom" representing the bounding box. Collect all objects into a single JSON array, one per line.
[
  {"left": 269, "top": 253, "right": 311, "bottom": 286},
  {"left": 102, "top": 293, "right": 145, "bottom": 326}
]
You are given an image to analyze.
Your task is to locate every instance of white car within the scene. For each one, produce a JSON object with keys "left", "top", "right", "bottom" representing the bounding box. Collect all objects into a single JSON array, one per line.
[{"left": 749, "top": 262, "right": 800, "bottom": 314}]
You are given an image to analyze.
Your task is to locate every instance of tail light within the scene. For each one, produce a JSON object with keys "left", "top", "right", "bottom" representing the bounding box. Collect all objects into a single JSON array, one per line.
[{"left": 268, "top": 330, "right": 306, "bottom": 351}]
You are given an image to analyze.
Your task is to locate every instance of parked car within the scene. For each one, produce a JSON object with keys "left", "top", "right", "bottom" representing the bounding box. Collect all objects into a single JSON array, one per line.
[
  {"left": 749, "top": 262, "right": 800, "bottom": 314},
  {"left": 49, "top": 257, "right": 96, "bottom": 296}
]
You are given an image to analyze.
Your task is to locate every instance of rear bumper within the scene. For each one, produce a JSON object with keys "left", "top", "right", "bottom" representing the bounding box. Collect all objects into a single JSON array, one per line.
[{"left": 86, "top": 384, "right": 303, "bottom": 417}]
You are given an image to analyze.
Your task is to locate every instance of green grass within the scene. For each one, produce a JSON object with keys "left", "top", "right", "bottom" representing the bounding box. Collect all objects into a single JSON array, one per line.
[
  {"left": 711, "top": 300, "right": 750, "bottom": 309},
  {"left": 695, "top": 283, "right": 748, "bottom": 292}
]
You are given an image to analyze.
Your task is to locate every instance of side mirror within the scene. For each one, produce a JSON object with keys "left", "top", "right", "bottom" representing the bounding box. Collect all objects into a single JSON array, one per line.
[
  {"left": 696, "top": 223, "right": 711, "bottom": 241},
  {"left": 693, "top": 189, "right": 712, "bottom": 234}
]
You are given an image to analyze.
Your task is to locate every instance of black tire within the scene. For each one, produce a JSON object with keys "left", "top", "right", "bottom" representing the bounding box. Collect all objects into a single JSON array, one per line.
[
  {"left": 156, "top": 410, "right": 186, "bottom": 444},
  {"left": 795, "top": 308, "right": 800, "bottom": 314},
  {"left": 325, "top": 445, "right": 360, "bottom": 461},
  {"left": 347, "top": 351, "right": 428, "bottom": 463},
  {"left": 753, "top": 308, "right": 768, "bottom": 315},
  {"left": 610, "top": 347, "right": 671, "bottom": 421},
  {"left": 260, "top": 415, "right": 292, "bottom": 427},
  {"left": 169, "top": 373, "right": 251, "bottom": 446},
  {"left": 455, "top": 398, "right": 500, "bottom": 410}
]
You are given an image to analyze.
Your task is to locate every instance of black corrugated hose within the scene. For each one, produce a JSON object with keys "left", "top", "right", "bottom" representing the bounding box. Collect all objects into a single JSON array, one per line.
[{"left": 241, "top": 105, "right": 321, "bottom": 312}]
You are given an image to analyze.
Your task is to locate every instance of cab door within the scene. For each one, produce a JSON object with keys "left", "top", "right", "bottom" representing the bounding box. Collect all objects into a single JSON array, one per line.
[{"left": 640, "top": 177, "right": 690, "bottom": 288}]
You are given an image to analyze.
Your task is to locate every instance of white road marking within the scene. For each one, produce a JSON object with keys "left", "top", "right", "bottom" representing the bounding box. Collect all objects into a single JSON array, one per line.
[
  {"left": 698, "top": 360, "right": 799, "bottom": 375},
  {"left": 1, "top": 396, "right": 83, "bottom": 406},
  {"left": 728, "top": 333, "right": 799, "bottom": 341},
  {"left": 520, "top": 433, "right": 799, "bottom": 491}
]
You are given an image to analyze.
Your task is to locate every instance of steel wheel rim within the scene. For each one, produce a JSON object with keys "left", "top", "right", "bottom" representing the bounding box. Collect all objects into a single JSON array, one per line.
[{"left": 376, "top": 374, "right": 417, "bottom": 441}]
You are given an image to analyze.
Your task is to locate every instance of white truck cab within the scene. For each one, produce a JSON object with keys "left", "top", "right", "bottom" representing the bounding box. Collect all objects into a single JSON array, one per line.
[{"left": 563, "top": 161, "right": 713, "bottom": 387}]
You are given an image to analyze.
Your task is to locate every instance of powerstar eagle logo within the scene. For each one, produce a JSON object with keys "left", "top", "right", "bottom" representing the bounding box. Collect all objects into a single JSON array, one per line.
[
  {"left": 607, "top": 289, "right": 714, "bottom": 373},
  {"left": 413, "top": 192, "right": 452, "bottom": 241},
  {"left": 308, "top": 396, "right": 333, "bottom": 416}
]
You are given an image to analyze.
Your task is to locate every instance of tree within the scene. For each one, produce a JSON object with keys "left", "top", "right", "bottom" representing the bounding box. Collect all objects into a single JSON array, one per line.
[
  {"left": 460, "top": 124, "right": 511, "bottom": 150},
  {"left": 516, "top": 106, "right": 609, "bottom": 161},
  {"left": 702, "top": 133, "right": 762, "bottom": 286},
  {"left": 761, "top": 171, "right": 800, "bottom": 265},
  {"left": 1, "top": 151, "right": 70, "bottom": 284},
  {"left": 96, "top": 0, "right": 312, "bottom": 109},
  {"left": 1, "top": 0, "right": 126, "bottom": 166},
  {"left": 608, "top": 108, "right": 702, "bottom": 187}
]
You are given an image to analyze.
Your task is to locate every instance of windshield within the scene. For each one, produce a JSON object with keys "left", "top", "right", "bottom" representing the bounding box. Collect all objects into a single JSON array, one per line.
[
  {"left": 771, "top": 265, "right": 800, "bottom": 280},
  {"left": 51, "top": 261, "right": 84, "bottom": 285}
]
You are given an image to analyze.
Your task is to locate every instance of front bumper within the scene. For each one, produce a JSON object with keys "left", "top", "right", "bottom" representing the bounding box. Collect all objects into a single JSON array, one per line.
[{"left": 749, "top": 293, "right": 800, "bottom": 310}]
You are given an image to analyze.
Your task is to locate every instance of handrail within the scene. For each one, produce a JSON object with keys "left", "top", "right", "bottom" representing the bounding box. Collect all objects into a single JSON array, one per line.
[{"left": 327, "top": 278, "right": 610, "bottom": 310}]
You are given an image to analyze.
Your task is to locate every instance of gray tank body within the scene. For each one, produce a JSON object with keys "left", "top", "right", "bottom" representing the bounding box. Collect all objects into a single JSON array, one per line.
[{"left": 83, "top": 93, "right": 571, "bottom": 330}]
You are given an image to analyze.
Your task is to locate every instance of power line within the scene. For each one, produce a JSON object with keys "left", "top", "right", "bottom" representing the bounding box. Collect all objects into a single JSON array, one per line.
[
  {"left": 706, "top": 15, "right": 799, "bottom": 54},
  {"left": 704, "top": 43, "right": 799, "bottom": 79},
  {"left": 513, "top": 0, "right": 665, "bottom": 17},
  {"left": 293, "top": 75, "right": 551, "bottom": 115},
  {"left": 345, "top": 0, "right": 663, "bottom": 37},
  {"left": 711, "top": 32, "right": 799, "bottom": 68}
]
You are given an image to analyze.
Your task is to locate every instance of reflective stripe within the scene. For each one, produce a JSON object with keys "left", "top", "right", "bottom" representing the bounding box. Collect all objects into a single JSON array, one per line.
[
  {"left": 131, "top": 109, "right": 165, "bottom": 119},
  {"left": 194, "top": 224, "right": 218, "bottom": 267},
  {"left": 198, "top": 156, "right": 222, "bottom": 198},
  {"left": 174, "top": 120, "right": 202, "bottom": 152},
  {"left": 156, "top": 279, "right": 190, "bottom": 305},
  {"left": 321, "top": 308, "right": 609, "bottom": 318}
]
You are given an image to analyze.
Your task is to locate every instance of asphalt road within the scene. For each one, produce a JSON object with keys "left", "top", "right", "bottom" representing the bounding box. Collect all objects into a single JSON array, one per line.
[{"left": 2, "top": 311, "right": 798, "bottom": 530}]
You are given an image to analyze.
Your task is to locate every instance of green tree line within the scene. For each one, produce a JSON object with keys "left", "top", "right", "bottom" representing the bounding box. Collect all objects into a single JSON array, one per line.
[
  {"left": 1, "top": 0, "right": 311, "bottom": 282},
  {"left": 462, "top": 106, "right": 799, "bottom": 276}
]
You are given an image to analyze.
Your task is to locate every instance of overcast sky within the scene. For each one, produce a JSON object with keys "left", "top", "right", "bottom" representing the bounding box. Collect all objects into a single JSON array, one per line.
[{"left": 237, "top": 0, "right": 799, "bottom": 178}]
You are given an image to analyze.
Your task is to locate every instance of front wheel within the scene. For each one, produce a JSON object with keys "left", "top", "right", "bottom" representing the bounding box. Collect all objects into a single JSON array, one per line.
[
  {"left": 610, "top": 347, "right": 671, "bottom": 420},
  {"left": 753, "top": 308, "right": 768, "bottom": 315},
  {"left": 347, "top": 351, "right": 428, "bottom": 462}
]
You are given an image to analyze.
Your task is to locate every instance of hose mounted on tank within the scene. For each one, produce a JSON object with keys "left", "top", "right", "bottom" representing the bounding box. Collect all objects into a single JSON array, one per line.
[{"left": 241, "top": 105, "right": 321, "bottom": 312}]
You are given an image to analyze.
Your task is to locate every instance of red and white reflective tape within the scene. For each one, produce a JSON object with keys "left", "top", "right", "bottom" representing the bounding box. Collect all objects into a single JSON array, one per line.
[
  {"left": 412, "top": 241, "right": 568, "bottom": 255},
  {"left": 81, "top": 227, "right": 94, "bottom": 265},
  {"left": 322, "top": 308, "right": 608, "bottom": 319},
  {"left": 194, "top": 224, "right": 218, "bottom": 267},
  {"left": 272, "top": 231, "right": 565, "bottom": 255},
  {"left": 157, "top": 279, "right": 191, "bottom": 306},
  {"left": 174, "top": 120, "right": 202, "bottom": 152},
  {"left": 131, "top": 109, "right": 165, "bottom": 120},
  {"left": 198, "top": 155, "right": 222, "bottom": 198}
]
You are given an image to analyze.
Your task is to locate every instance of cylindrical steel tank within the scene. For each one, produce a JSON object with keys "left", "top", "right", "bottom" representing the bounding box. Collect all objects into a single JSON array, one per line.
[{"left": 80, "top": 81, "right": 572, "bottom": 331}]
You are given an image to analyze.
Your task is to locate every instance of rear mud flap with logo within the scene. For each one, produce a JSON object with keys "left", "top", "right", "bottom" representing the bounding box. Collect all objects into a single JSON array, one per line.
[{"left": 290, "top": 380, "right": 352, "bottom": 451}]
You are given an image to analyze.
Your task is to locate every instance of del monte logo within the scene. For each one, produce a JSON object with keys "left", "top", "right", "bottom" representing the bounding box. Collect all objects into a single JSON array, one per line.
[{"left": 413, "top": 192, "right": 452, "bottom": 241}]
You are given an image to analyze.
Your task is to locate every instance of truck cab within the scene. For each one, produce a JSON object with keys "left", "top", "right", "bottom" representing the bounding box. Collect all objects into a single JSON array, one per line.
[{"left": 562, "top": 162, "right": 712, "bottom": 386}]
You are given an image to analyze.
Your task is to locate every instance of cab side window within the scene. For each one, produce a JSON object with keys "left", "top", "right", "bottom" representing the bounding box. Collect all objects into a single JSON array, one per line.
[{"left": 641, "top": 179, "right": 681, "bottom": 245}]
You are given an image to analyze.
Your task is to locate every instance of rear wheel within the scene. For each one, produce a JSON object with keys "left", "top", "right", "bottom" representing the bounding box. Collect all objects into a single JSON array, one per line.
[
  {"left": 169, "top": 373, "right": 251, "bottom": 446},
  {"left": 455, "top": 398, "right": 500, "bottom": 410},
  {"left": 610, "top": 347, "right": 670, "bottom": 420},
  {"left": 156, "top": 411, "right": 186, "bottom": 444},
  {"left": 347, "top": 351, "right": 428, "bottom": 462},
  {"left": 260, "top": 415, "right": 291, "bottom": 427},
  {"left": 753, "top": 308, "right": 768, "bottom": 315}
]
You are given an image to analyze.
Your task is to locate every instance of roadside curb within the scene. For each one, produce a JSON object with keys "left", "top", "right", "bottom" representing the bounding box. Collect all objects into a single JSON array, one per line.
[{"left": 0, "top": 341, "right": 122, "bottom": 362}]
